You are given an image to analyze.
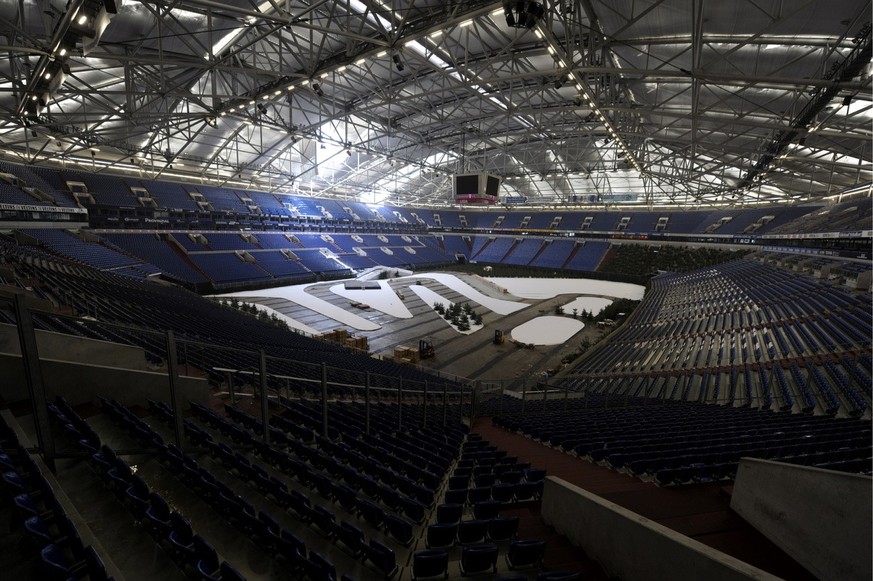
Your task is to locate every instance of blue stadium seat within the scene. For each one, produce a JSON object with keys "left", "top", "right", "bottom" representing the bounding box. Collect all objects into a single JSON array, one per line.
[
  {"left": 460, "top": 543, "right": 499, "bottom": 576},
  {"left": 412, "top": 548, "right": 449, "bottom": 580},
  {"left": 505, "top": 539, "right": 546, "bottom": 570},
  {"left": 457, "top": 519, "right": 489, "bottom": 545},
  {"left": 436, "top": 503, "right": 463, "bottom": 524},
  {"left": 487, "top": 515, "right": 520, "bottom": 542},
  {"left": 426, "top": 523, "right": 457, "bottom": 549}
]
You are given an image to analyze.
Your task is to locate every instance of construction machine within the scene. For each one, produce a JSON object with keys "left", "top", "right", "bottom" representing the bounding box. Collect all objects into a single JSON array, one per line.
[{"left": 419, "top": 338, "right": 435, "bottom": 359}]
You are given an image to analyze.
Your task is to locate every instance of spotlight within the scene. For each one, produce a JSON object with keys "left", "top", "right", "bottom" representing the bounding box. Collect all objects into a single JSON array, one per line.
[
  {"left": 530, "top": 2, "right": 545, "bottom": 28},
  {"left": 503, "top": 1, "right": 516, "bottom": 26},
  {"left": 312, "top": 82, "right": 324, "bottom": 97},
  {"left": 503, "top": 1, "right": 543, "bottom": 29},
  {"left": 392, "top": 54, "right": 404, "bottom": 72}
]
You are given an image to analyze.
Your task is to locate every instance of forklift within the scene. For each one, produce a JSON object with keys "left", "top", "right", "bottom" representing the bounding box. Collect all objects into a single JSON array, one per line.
[
  {"left": 493, "top": 329, "right": 505, "bottom": 345},
  {"left": 419, "top": 337, "right": 435, "bottom": 359}
]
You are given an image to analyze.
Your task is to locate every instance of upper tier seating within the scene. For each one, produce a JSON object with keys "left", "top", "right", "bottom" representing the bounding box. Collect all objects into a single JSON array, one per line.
[
  {"left": 560, "top": 258, "right": 871, "bottom": 416},
  {"left": 6, "top": 160, "right": 861, "bottom": 243},
  {"left": 0, "top": 242, "right": 464, "bottom": 390},
  {"left": 0, "top": 162, "right": 74, "bottom": 206},
  {"left": 486, "top": 394, "right": 871, "bottom": 484},
  {"left": 17, "top": 229, "right": 147, "bottom": 271}
]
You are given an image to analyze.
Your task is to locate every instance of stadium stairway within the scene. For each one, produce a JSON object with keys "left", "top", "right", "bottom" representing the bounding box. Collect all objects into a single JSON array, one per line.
[
  {"left": 498, "top": 502, "right": 612, "bottom": 579},
  {"left": 470, "top": 238, "right": 494, "bottom": 261},
  {"left": 500, "top": 239, "right": 522, "bottom": 264},
  {"left": 164, "top": 235, "right": 214, "bottom": 282},
  {"left": 526, "top": 241, "right": 550, "bottom": 267},
  {"left": 470, "top": 416, "right": 818, "bottom": 581},
  {"left": 596, "top": 244, "right": 618, "bottom": 271},
  {"left": 559, "top": 244, "right": 580, "bottom": 270}
]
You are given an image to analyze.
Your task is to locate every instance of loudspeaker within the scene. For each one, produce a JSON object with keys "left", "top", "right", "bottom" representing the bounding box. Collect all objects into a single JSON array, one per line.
[{"left": 503, "top": 1, "right": 544, "bottom": 30}]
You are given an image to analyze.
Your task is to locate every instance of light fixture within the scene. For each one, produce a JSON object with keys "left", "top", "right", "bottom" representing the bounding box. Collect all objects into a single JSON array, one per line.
[
  {"left": 503, "top": 1, "right": 516, "bottom": 26},
  {"left": 503, "top": 1, "right": 544, "bottom": 29},
  {"left": 392, "top": 54, "right": 404, "bottom": 71}
]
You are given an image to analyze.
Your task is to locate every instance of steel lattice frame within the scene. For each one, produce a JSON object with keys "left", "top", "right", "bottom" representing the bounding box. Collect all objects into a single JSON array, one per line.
[{"left": 0, "top": 0, "right": 870, "bottom": 207}]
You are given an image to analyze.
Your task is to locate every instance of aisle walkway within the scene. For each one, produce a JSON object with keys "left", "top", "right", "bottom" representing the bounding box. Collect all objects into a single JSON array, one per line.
[{"left": 471, "top": 416, "right": 815, "bottom": 581}]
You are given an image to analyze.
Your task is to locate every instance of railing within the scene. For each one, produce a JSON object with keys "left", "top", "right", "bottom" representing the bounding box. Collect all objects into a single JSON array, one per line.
[{"left": 1, "top": 290, "right": 478, "bottom": 472}]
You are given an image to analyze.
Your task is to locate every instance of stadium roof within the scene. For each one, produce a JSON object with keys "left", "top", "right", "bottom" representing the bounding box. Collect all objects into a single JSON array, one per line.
[{"left": 0, "top": 0, "right": 871, "bottom": 207}]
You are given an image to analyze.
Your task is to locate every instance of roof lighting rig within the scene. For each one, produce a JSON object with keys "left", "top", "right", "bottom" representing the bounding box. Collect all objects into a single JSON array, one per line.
[
  {"left": 19, "top": 0, "right": 117, "bottom": 121},
  {"left": 503, "top": 1, "right": 545, "bottom": 29},
  {"left": 736, "top": 22, "right": 871, "bottom": 192},
  {"left": 533, "top": 23, "right": 643, "bottom": 174}
]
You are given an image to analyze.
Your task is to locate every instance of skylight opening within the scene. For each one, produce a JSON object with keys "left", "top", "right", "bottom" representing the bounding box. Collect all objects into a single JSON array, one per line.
[{"left": 207, "top": 0, "right": 274, "bottom": 59}]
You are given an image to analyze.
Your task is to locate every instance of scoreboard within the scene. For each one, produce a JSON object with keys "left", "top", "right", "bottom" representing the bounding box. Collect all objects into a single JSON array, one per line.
[{"left": 453, "top": 173, "right": 501, "bottom": 205}]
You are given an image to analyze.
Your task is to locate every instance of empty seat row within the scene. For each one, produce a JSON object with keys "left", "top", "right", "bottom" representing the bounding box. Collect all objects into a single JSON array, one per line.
[
  {"left": 174, "top": 401, "right": 405, "bottom": 579},
  {"left": 2, "top": 424, "right": 113, "bottom": 581},
  {"left": 46, "top": 397, "right": 243, "bottom": 580},
  {"left": 412, "top": 538, "right": 551, "bottom": 579}
]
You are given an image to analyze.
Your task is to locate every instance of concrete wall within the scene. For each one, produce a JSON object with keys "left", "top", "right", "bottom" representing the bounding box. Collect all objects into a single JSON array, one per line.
[
  {"left": 730, "top": 458, "right": 872, "bottom": 581},
  {"left": 541, "top": 476, "right": 781, "bottom": 581},
  {"left": 0, "top": 322, "right": 153, "bottom": 370},
  {"left": 0, "top": 323, "right": 207, "bottom": 407}
]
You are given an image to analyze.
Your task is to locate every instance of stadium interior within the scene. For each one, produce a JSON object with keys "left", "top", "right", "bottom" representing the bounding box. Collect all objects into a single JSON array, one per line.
[{"left": 0, "top": 1, "right": 871, "bottom": 581}]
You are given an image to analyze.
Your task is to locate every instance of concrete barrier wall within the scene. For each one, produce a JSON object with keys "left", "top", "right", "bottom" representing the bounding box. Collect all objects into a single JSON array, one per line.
[
  {"left": 541, "top": 476, "right": 782, "bottom": 581},
  {"left": 1, "top": 352, "right": 208, "bottom": 407},
  {"left": 0, "top": 322, "right": 150, "bottom": 369},
  {"left": 0, "top": 323, "right": 207, "bottom": 407},
  {"left": 730, "top": 458, "right": 872, "bottom": 581}
]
